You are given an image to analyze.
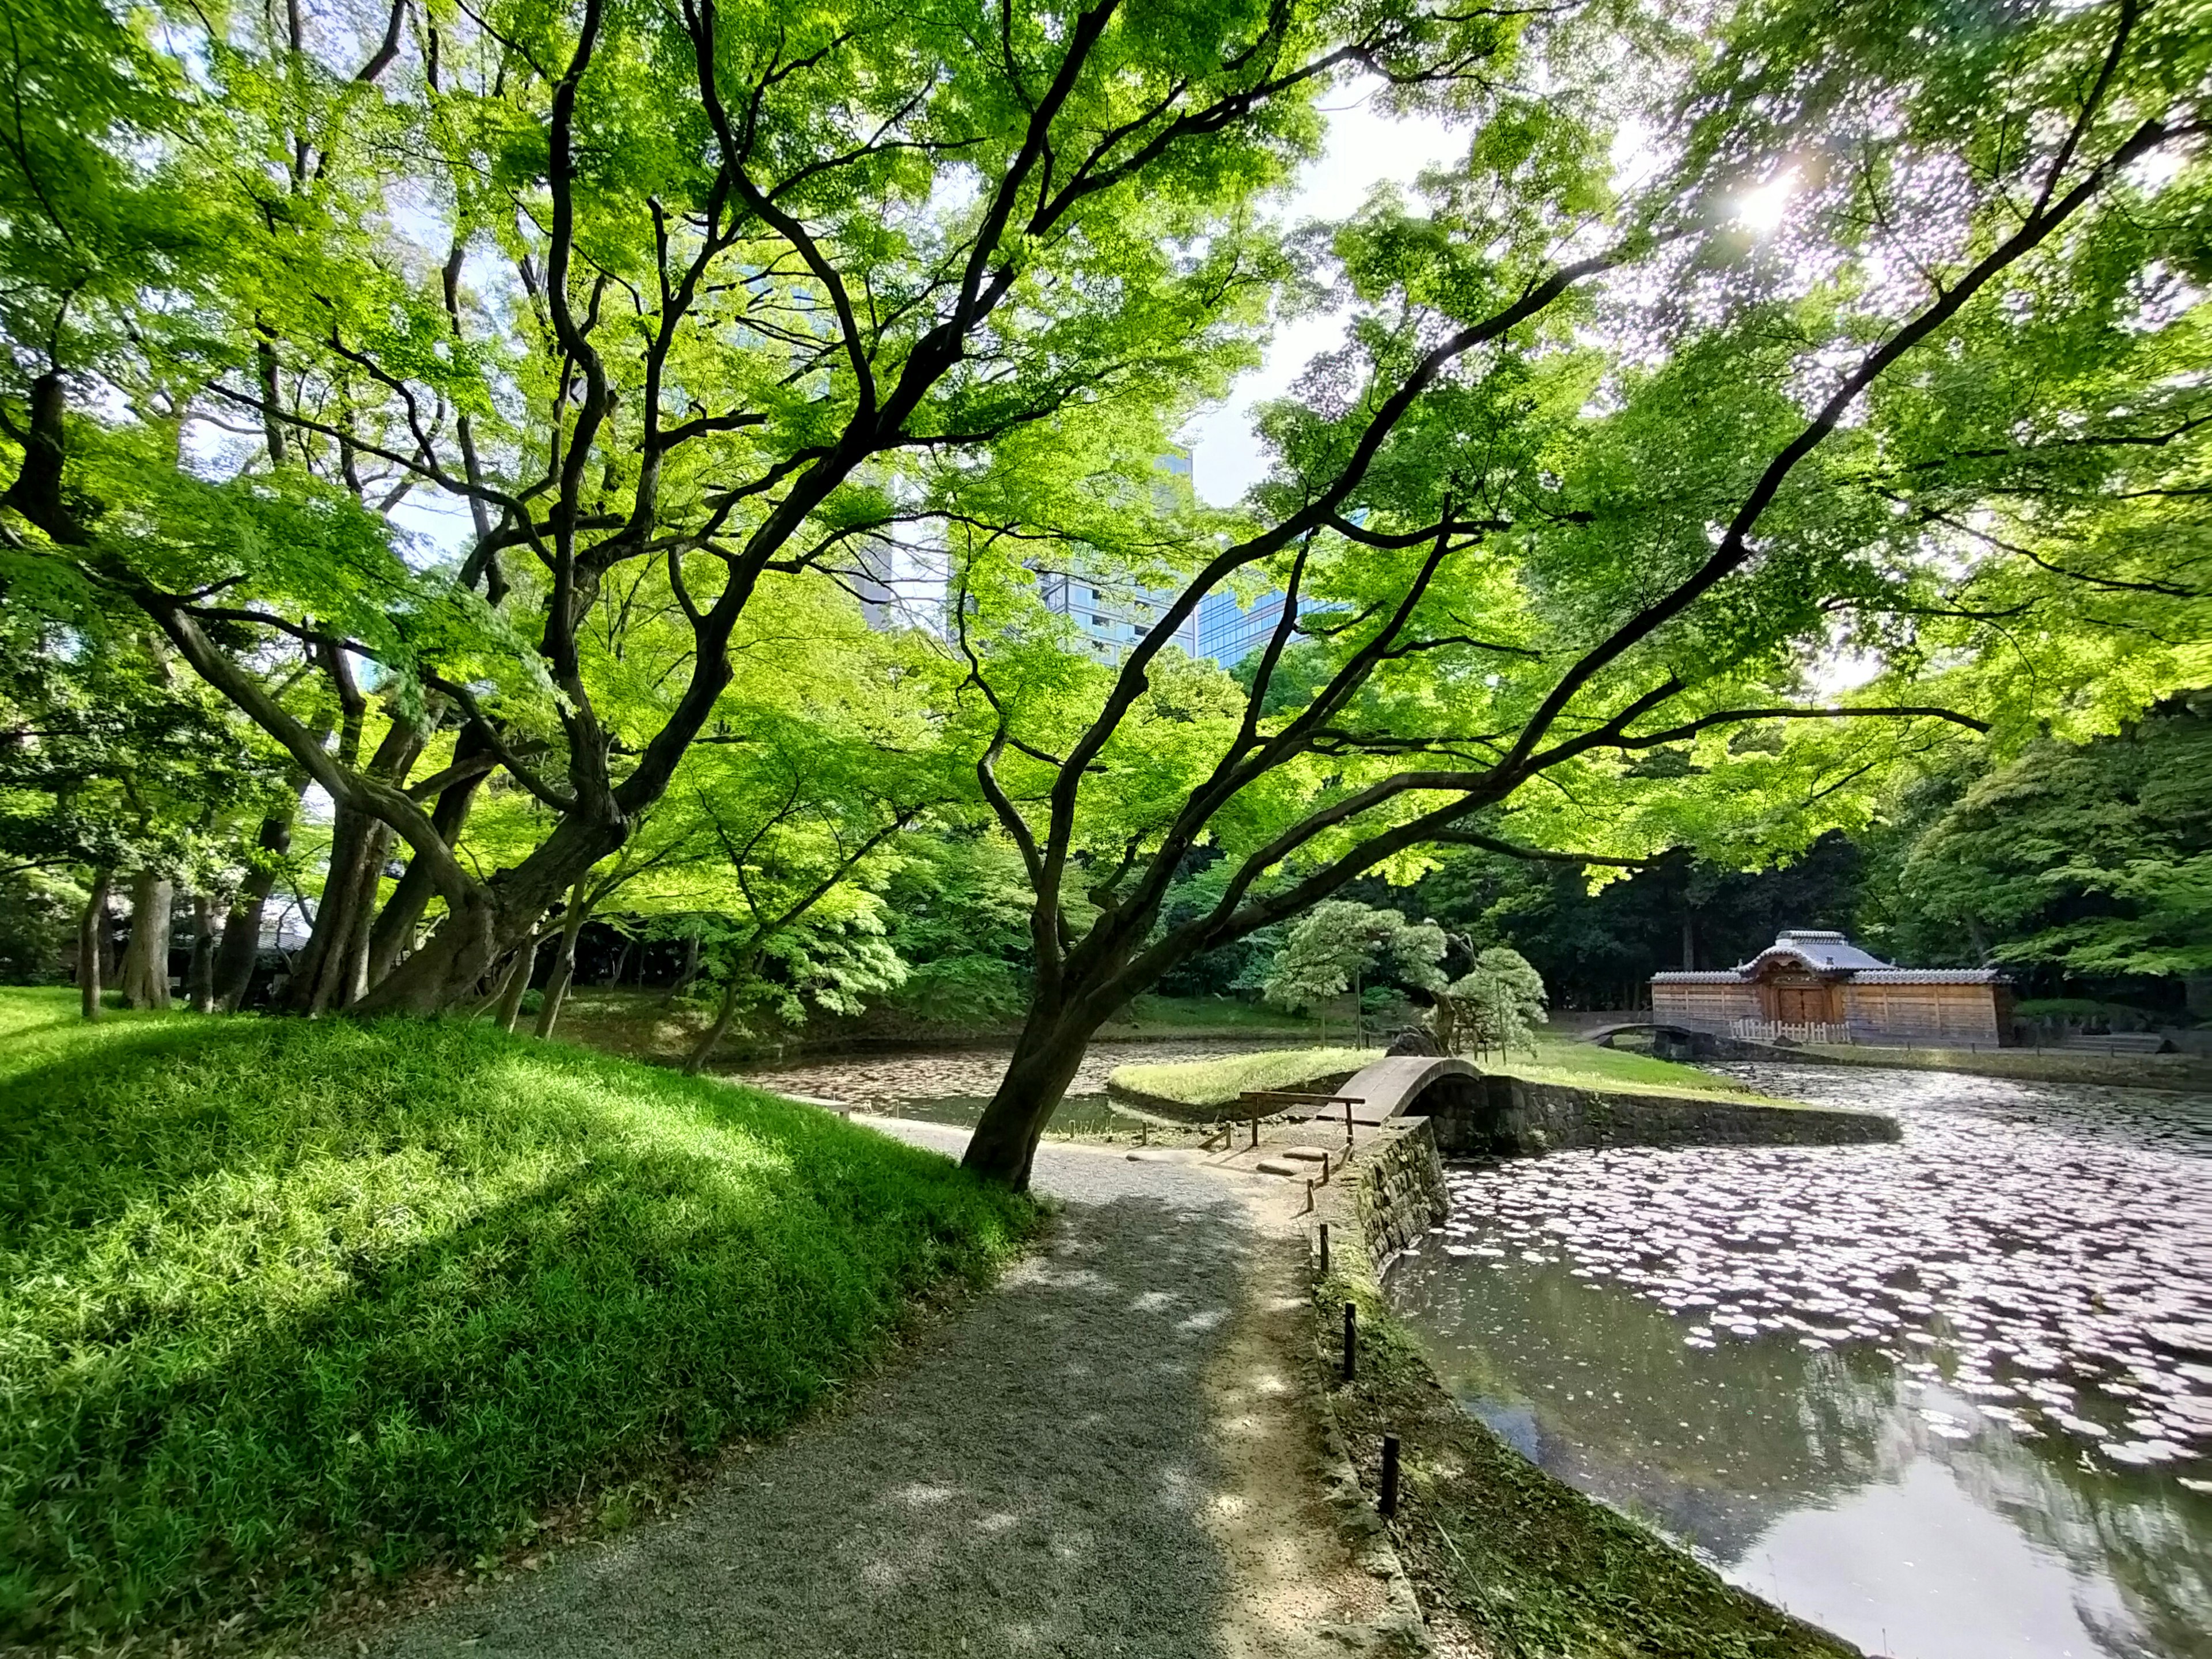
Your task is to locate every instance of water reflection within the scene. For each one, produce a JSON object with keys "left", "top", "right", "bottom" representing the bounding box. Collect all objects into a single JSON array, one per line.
[{"left": 1389, "top": 1063, "right": 2212, "bottom": 1659}]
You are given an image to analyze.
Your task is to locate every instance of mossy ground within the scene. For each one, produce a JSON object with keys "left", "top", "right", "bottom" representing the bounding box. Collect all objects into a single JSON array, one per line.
[{"left": 0, "top": 988, "right": 1036, "bottom": 1651}]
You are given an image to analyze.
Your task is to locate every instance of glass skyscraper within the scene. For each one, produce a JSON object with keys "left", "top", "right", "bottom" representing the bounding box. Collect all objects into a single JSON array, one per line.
[{"left": 1194, "top": 587, "right": 1319, "bottom": 668}]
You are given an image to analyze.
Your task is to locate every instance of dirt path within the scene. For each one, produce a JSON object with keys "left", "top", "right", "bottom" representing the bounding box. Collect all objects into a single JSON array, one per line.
[{"left": 339, "top": 1126, "right": 1391, "bottom": 1659}]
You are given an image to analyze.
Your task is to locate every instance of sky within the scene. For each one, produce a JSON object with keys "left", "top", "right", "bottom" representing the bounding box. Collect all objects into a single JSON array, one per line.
[{"left": 1181, "top": 89, "right": 1466, "bottom": 507}]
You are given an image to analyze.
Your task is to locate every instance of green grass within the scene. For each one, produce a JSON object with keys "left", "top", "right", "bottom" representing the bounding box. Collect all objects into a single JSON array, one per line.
[
  {"left": 1105, "top": 994, "right": 1320, "bottom": 1033},
  {"left": 1109, "top": 1046, "right": 1370, "bottom": 1108},
  {"left": 1489, "top": 1036, "right": 1784, "bottom": 1104},
  {"left": 1112, "top": 1036, "right": 1782, "bottom": 1111},
  {"left": 0, "top": 987, "right": 1034, "bottom": 1649}
]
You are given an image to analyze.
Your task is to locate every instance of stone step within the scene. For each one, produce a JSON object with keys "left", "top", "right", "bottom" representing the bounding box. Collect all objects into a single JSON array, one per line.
[
  {"left": 1254, "top": 1157, "right": 1306, "bottom": 1176},
  {"left": 1278, "top": 1145, "right": 1334, "bottom": 1162}
]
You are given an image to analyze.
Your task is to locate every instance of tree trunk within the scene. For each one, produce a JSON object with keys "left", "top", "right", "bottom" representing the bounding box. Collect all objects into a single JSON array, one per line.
[
  {"left": 535, "top": 879, "right": 591, "bottom": 1040},
  {"left": 661, "top": 931, "right": 701, "bottom": 1007},
  {"left": 1680, "top": 909, "right": 1697, "bottom": 972},
  {"left": 366, "top": 727, "right": 493, "bottom": 988},
  {"left": 119, "top": 872, "right": 174, "bottom": 1009},
  {"left": 187, "top": 893, "right": 219, "bottom": 1014},
  {"left": 351, "top": 812, "right": 623, "bottom": 1016},
  {"left": 495, "top": 937, "right": 537, "bottom": 1032},
  {"left": 289, "top": 714, "right": 427, "bottom": 1013},
  {"left": 214, "top": 800, "right": 298, "bottom": 1011},
  {"left": 285, "top": 807, "right": 373, "bottom": 1013},
  {"left": 78, "top": 868, "right": 110, "bottom": 1021},
  {"left": 336, "top": 823, "right": 391, "bottom": 1007},
  {"left": 961, "top": 1001, "right": 1109, "bottom": 1190},
  {"left": 683, "top": 971, "right": 746, "bottom": 1076}
]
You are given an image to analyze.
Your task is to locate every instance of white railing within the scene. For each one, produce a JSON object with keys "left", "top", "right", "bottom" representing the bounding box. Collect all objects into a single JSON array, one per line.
[{"left": 1730, "top": 1017, "right": 1851, "bottom": 1046}]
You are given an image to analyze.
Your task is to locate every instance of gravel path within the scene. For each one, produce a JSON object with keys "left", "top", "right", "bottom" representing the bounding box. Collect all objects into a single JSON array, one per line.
[{"left": 342, "top": 1124, "right": 1381, "bottom": 1659}]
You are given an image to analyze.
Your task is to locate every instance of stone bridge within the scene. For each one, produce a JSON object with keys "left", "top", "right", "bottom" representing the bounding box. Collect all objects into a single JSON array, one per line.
[
  {"left": 1323, "top": 1055, "right": 1485, "bottom": 1124},
  {"left": 1577, "top": 1020, "right": 1706, "bottom": 1060},
  {"left": 1320, "top": 1052, "right": 1897, "bottom": 1156}
]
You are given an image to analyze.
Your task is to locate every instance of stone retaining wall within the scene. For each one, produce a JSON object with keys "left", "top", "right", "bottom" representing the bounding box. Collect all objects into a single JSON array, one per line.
[
  {"left": 1351, "top": 1117, "right": 1450, "bottom": 1264},
  {"left": 1427, "top": 1075, "right": 1897, "bottom": 1158}
]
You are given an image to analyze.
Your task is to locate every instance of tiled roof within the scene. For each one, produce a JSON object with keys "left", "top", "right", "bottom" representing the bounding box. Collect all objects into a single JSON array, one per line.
[
  {"left": 1650, "top": 929, "right": 2003, "bottom": 987},
  {"left": 1853, "top": 968, "right": 2004, "bottom": 984},
  {"left": 1737, "top": 927, "right": 1894, "bottom": 974}
]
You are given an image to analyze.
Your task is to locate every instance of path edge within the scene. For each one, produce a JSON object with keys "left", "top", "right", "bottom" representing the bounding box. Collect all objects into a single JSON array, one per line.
[{"left": 1300, "top": 1118, "right": 1445, "bottom": 1656}]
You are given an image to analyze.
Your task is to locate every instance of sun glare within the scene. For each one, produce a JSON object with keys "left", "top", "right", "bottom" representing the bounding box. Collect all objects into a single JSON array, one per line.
[{"left": 1736, "top": 172, "right": 1795, "bottom": 234}]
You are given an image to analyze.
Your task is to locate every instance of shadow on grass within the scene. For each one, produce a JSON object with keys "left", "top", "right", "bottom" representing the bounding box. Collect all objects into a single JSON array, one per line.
[
  {"left": 0, "top": 1012, "right": 1031, "bottom": 1647},
  {"left": 355, "top": 1181, "right": 1255, "bottom": 1659}
]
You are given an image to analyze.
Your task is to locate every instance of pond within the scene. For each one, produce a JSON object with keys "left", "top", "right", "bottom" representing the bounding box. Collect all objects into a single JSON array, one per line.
[{"left": 1388, "top": 1062, "right": 2212, "bottom": 1659}]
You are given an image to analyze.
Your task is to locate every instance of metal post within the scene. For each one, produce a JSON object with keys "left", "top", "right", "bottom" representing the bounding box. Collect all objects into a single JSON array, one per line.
[
  {"left": 1342, "top": 1302, "right": 1357, "bottom": 1381},
  {"left": 1319, "top": 1222, "right": 1330, "bottom": 1277},
  {"left": 1380, "top": 1434, "right": 1400, "bottom": 1517}
]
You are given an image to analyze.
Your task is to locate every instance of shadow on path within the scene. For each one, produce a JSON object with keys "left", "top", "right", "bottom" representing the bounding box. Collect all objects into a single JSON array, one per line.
[{"left": 357, "top": 1143, "right": 1257, "bottom": 1658}]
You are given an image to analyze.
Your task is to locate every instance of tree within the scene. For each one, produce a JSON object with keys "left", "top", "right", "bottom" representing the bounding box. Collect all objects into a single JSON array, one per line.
[
  {"left": 0, "top": 590, "right": 291, "bottom": 1010},
  {"left": 945, "top": 0, "right": 2209, "bottom": 1185},
  {"left": 1901, "top": 696, "right": 2212, "bottom": 986},
  {"left": 1260, "top": 899, "right": 1445, "bottom": 1042},
  {"left": 1434, "top": 944, "right": 1546, "bottom": 1060},
  {"left": 1, "top": 0, "right": 1507, "bottom": 1015}
]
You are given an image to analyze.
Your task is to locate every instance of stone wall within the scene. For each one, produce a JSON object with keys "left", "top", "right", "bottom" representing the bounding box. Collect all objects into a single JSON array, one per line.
[
  {"left": 1352, "top": 1116, "right": 1450, "bottom": 1264},
  {"left": 1425, "top": 1075, "right": 1897, "bottom": 1158}
]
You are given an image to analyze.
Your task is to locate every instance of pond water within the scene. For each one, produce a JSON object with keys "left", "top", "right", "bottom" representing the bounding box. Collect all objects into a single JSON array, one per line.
[{"left": 1388, "top": 1062, "right": 2212, "bottom": 1659}]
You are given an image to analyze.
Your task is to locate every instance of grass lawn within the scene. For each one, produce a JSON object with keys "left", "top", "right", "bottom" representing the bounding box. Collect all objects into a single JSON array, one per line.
[
  {"left": 1105, "top": 994, "right": 1320, "bottom": 1035},
  {"left": 1110, "top": 1046, "right": 1370, "bottom": 1108},
  {"left": 0, "top": 987, "right": 1034, "bottom": 1650},
  {"left": 1491, "top": 1037, "right": 1785, "bottom": 1104},
  {"left": 1112, "top": 1035, "right": 1783, "bottom": 1111}
]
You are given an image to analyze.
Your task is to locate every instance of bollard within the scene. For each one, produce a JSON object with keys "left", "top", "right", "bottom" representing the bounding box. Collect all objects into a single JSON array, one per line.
[
  {"left": 1319, "top": 1150, "right": 1331, "bottom": 1184},
  {"left": 1380, "top": 1434, "right": 1400, "bottom": 1517},
  {"left": 1342, "top": 1301, "right": 1357, "bottom": 1382},
  {"left": 1305, "top": 1177, "right": 1315, "bottom": 1214},
  {"left": 1343, "top": 1099, "right": 1354, "bottom": 1146},
  {"left": 1140, "top": 1121, "right": 1149, "bottom": 1147},
  {"left": 1249, "top": 1115, "right": 1260, "bottom": 1149},
  {"left": 1319, "top": 1222, "right": 1330, "bottom": 1277}
]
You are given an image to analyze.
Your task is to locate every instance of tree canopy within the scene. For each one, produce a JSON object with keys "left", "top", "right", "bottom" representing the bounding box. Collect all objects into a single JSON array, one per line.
[{"left": 0, "top": 0, "right": 2205, "bottom": 1185}]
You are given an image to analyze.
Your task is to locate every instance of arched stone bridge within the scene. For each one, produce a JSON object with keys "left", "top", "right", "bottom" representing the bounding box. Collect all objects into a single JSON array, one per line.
[
  {"left": 1324, "top": 1055, "right": 1485, "bottom": 1124},
  {"left": 1312, "top": 1049, "right": 1896, "bottom": 1157}
]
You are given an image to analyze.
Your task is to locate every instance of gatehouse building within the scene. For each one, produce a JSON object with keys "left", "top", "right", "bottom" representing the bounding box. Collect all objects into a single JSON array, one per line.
[{"left": 1650, "top": 929, "right": 2013, "bottom": 1047}]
